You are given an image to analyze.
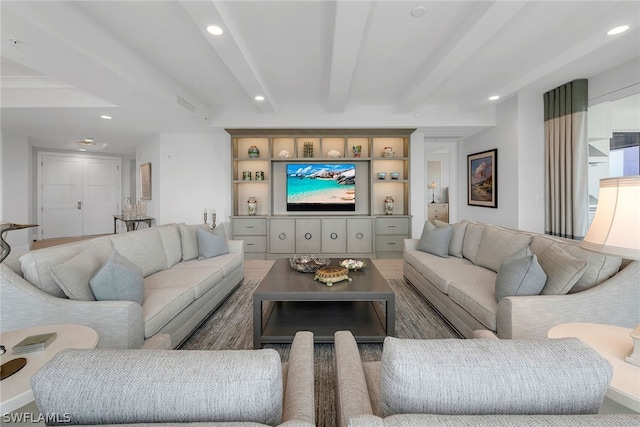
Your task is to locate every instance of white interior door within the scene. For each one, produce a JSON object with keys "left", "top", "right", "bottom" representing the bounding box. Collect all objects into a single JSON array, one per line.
[
  {"left": 41, "top": 155, "right": 83, "bottom": 239},
  {"left": 39, "top": 153, "right": 121, "bottom": 239},
  {"left": 83, "top": 158, "right": 120, "bottom": 235}
]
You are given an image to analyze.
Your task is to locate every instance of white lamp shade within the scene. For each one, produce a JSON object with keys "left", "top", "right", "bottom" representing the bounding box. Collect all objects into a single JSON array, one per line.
[{"left": 581, "top": 176, "right": 640, "bottom": 260}]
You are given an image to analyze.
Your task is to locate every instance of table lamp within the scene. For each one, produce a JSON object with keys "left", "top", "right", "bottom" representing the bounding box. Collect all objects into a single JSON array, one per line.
[
  {"left": 429, "top": 181, "right": 437, "bottom": 203},
  {"left": 580, "top": 176, "right": 640, "bottom": 366}
]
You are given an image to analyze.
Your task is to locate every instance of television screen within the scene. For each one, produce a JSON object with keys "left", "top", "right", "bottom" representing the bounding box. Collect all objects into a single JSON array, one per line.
[{"left": 286, "top": 163, "right": 356, "bottom": 211}]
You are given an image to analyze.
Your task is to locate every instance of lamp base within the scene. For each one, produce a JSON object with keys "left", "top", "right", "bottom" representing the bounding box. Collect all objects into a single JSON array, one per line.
[{"left": 624, "top": 325, "right": 640, "bottom": 366}]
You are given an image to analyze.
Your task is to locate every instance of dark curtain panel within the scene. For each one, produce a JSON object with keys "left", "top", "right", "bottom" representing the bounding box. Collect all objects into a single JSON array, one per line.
[{"left": 543, "top": 79, "right": 589, "bottom": 239}]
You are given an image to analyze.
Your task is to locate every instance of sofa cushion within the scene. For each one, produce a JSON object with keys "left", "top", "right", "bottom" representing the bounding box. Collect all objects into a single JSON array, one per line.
[
  {"left": 197, "top": 226, "right": 230, "bottom": 259},
  {"left": 475, "top": 226, "right": 532, "bottom": 273},
  {"left": 495, "top": 254, "right": 546, "bottom": 301},
  {"left": 461, "top": 222, "right": 484, "bottom": 263},
  {"left": 49, "top": 245, "right": 101, "bottom": 301},
  {"left": 143, "top": 287, "right": 196, "bottom": 338},
  {"left": 416, "top": 221, "right": 452, "bottom": 258},
  {"left": 530, "top": 235, "right": 622, "bottom": 293},
  {"left": 19, "top": 244, "right": 84, "bottom": 298},
  {"left": 89, "top": 250, "right": 145, "bottom": 304},
  {"left": 110, "top": 229, "right": 167, "bottom": 277},
  {"left": 448, "top": 278, "right": 498, "bottom": 331},
  {"left": 156, "top": 224, "right": 182, "bottom": 268},
  {"left": 538, "top": 243, "right": 588, "bottom": 295},
  {"left": 179, "top": 224, "right": 203, "bottom": 261},
  {"left": 379, "top": 337, "right": 612, "bottom": 416},
  {"left": 31, "top": 348, "right": 284, "bottom": 426},
  {"left": 175, "top": 252, "right": 243, "bottom": 277},
  {"left": 436, "top": 220, "right": 467, "bottom": 258},
  {"left": 144, "top": 266, "right": 224, "bottom": 299},
  {"left": 420, "top": 263, "right": 487, "bottom": 295}
]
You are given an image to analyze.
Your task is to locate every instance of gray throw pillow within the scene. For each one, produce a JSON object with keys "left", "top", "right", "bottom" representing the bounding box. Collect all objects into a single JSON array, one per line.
[
  {"left": 197, "top": 227, "right": 229, "bottom": 259},
  {"left": 89, "top": 250, "right": 144, "bottom": 304},
  {"left": 49, "top": 245, "right": 101, "bottom": 301},
  {"left": 436, "top": 220, "right": 467, "bottom": 258},
  {"left": 495, "top": 254, "right": 547, "bottom": 301},
  {"left": 538, "top": 243, "right": 588, "bottom": 295},
  {"left": 416, "top": 221, "right": 452, "bottom": 258}
]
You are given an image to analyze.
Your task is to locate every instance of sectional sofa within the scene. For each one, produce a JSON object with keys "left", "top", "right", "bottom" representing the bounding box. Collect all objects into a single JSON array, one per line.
[
  {"left": 0, "top": 223, "right": 244, "bottom": 349},
  {"left": 404, "top": 220, "right": 640, "bottom": 339}
]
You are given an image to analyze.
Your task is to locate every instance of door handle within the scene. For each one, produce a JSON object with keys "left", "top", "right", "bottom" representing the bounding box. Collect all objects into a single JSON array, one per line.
[{"left": 77, "top": 201, "right": 82, "bottom": 210}]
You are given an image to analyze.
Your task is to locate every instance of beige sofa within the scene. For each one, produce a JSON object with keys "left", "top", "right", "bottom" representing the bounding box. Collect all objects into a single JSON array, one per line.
[
  {"left": 404, "top": 220, "right": 640, "bottom": 339},
  {"left": 1, "top": 224, "right": 244, "bottom": 349}
]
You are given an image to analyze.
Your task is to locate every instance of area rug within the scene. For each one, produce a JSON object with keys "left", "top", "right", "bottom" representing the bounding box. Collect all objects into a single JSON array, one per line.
[{"left": 180, "top": 277, "right": 459, "bottom": 427}]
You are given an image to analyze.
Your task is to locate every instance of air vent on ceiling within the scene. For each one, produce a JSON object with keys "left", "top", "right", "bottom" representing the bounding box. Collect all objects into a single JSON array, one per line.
[{"left": 176, "top": 94, "right": 196, "bottom": 115}]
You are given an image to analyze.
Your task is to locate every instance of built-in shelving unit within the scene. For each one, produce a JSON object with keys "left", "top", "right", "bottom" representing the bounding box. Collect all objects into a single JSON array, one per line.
[{"left": 227, "top": 129, "right": 415, "bottom": 258}]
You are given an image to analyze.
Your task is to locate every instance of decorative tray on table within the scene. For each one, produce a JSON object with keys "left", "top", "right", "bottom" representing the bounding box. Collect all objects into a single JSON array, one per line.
[
  {"left": 339, "top": 259, "right": 366, "bottom": 271},
  {"left": 289, "top": 255, "right": 330, "bottom": 273}
]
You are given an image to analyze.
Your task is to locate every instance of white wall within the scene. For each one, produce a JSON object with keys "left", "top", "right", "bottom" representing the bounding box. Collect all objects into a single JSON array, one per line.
[
  {"left": 516, "top": 91, "right": 545, "bottom": 233},
  {"left": 136, "top": 137, "right": 161, "bottom": 223},
  {"left": 457, "top": 96, "right": 520, "bottom": 229},
  {"left": 410, "top": 132, "right": 425, "bottom": 237},
  {"left": 1, "top": 132, "right": 33, "bottom": 251}
]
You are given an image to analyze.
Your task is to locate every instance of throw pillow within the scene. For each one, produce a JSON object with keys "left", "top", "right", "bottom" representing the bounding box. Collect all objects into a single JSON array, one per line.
[
  {"left": 49, "top": 246, "right": 101, "bottom": 301},
  {"left": 538, "top": 243, "right": 588, "bottom": 295},
  {"left": 416, "top": 221, "right": 452, "bottom": 258},
  {"left": 179, "top": 224, "right": 202, "bottom": 261},
  {"left": 89, "top": 250, "right": 144, "bottom": 304},
  {"left": 435, "top": 220, "right": 467, "bottom": 258},
  {"left": 495, "top": 254, "right": 547, "bottom": 301},
  {"left": 197, "top": 227, "right": 230, "bottom": 259}
]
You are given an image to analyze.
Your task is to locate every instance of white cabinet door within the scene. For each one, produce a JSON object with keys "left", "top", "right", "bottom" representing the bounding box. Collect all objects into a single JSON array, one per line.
[
  {"left": 269, "top": 219, "right": 295, "bottom": 253},
  {"left": 321, "top": 218, "right": 346, "bottom": 253},
  {"left": 347, "top": 218, "right": 373, "bottom": 253},
  {"left": 295, "top": 219, "right": 321, "bottom": 254}
]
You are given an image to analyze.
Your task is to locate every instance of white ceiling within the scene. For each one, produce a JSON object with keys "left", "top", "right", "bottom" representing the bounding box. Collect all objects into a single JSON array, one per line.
[{"left": 1, "top": 0, "right": 639, "bottom": 154}]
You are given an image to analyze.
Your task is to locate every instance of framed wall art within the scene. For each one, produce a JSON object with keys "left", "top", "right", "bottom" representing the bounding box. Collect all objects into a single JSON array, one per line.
[
  {"left": 140, "top": 162, "right": 152, "bottom": 200},
  {"left": 467, "top": 149, "right": 497, "bottom": 208}
]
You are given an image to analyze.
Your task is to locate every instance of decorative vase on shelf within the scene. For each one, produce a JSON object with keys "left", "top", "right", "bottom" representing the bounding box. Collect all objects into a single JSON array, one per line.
[
  {"left": 352, "top": 145, "right": 362, "bottom": 157},
  {"left": 384, "top": 196, "right": 394, "bottom": 215},
  {"left": 248, "top": 145, "right": 260, "bottom": 158},
  {"left": 247, "top": 196, "right": 258, "bottom": 216}
]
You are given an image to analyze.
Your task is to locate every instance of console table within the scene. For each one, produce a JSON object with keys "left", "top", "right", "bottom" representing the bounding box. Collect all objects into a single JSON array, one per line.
[
  {"left": 113, "top": 215, "right": 154, "bottom": 233},
  {"left": 0, "top": 324, "right": 98, "bottom": 413}
]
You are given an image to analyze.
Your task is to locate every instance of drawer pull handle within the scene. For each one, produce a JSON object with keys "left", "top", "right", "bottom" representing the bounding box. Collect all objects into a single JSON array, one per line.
[
  {"left": 356, "top": 233, "right": 364, "bottom": 240},
  {"left": 305, "top": 233, "right": 312, "bottom": 240},
  {"left": 388, "top": 242, "right": 397, "bottom": 245},
  {"left": 387, "top": 225, "right": 396, "bottom": 228},
  {"left": 279, "top": 233, "right": 286, "bottom": 240},
  {"left": 330, "top": 232, "right": 338, "bottom": 240},
  {"left": 246, "top": 226, "right": 254, "bottom": 228},
  {"left": 246, "top": 243, "right": 254, "bottom": 246}
]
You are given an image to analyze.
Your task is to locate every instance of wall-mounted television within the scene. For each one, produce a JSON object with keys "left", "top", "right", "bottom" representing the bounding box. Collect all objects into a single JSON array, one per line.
[{"left": 286, "top": 163, "right": 356, "bottom": 212}]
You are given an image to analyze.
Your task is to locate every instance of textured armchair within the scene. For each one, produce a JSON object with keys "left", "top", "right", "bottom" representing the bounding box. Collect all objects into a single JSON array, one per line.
[
  {"left": 334, "top": 330, "right": 639, "bottom": 427},
  {"left": 32, "top": 331, "right": 315, "bottom": 427}
]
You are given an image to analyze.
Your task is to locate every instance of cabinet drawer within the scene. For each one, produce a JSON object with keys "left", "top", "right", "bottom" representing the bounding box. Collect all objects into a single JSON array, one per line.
[
  {"left": 240, "top": 236, "right": 267, "bottom": 253},
  {"left": 233, "top": 218, "right": 267, "bottom": 235},
  {"left": 375, "top": 235, "right": 405, "bottom": 252},
  {"left": 375, "top": 217, "right": 409, "bottom": 235}
]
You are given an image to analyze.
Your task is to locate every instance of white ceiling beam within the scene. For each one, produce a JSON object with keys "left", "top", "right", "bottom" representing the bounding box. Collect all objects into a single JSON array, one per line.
[
  {"left": 395, "top": 1, "right": 528, "bottom": 114},
  {"left": 180, "top": 0, "right": 277, "bottom": 114},
  {"left": 327, "top": 1, "right": 373, "bottom": 113}
]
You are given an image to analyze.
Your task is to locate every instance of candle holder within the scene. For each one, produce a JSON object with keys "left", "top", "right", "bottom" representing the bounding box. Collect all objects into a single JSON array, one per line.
[{"left": 210, "top": 212, "right": 217, "bottom": 230}]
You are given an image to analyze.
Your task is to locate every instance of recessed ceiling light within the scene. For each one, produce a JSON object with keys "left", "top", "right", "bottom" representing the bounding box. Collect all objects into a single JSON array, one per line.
[
  {"left": 100, "top": 115, "right": 112, "bottom": 120},
  {"left": 254, "top": 95, "right": 265, "bottom": 101},
  {"left": 607, "top": 25, "right": 630, "bottom": 35},
  {"left": 411, "top": 6, "right": 426, "bottom": 17},
  {"left": 489, "top": 95, "right": 500, "bottom": 101},
  {"left": 206, "top": 25, "right": 223, "bottom": 36}
]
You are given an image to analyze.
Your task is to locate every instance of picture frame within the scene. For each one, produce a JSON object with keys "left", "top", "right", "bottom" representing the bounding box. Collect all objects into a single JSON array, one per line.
[
  {"left": 467, "top": 149, "right": 497, "bottom": 208},
  {"left": 140, "top": 162, "right": 152, "bottom": 200}
]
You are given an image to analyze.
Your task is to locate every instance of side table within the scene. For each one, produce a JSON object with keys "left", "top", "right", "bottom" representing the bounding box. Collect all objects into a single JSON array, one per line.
[
  {"left": 0, "top": 324, "right": 99, "bottom": 414},
  {"left": 548, "top": 322, "right": 640, "bottom": 413},
  {"left": 113, "top": 215, "right": 154, "bottom": 233}
]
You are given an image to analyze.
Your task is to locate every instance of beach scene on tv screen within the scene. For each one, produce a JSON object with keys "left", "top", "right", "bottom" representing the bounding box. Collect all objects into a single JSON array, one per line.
[{"left": 287, "top": 164, "right": 355, "bottom": 206}]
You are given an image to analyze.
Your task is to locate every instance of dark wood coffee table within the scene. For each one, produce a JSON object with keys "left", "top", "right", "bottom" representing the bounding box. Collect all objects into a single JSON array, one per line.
[{"left": 253, "top": 258, "right": 395, "bottom": 348}]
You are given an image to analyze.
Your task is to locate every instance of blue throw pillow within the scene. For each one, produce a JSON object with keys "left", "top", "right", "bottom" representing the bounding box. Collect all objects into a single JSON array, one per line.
[
  {"left": 416, "top": 221, "right": 452, "bottom": 258},
  {"left": 197, "top": 227, "right": 229, "bottom": 259},
  {"left": 495, "top": 252, "right": 547, "bottom": 301},
  {"left": 89, "top": 250, "right": 144, "bottom": 304}
]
